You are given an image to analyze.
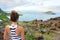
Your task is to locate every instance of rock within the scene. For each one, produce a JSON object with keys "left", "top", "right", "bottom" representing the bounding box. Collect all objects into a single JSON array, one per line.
[
  {"left": 34, "top": 32, "right": 44, "bottom": 40},
  {"left": 50, "top": 27, "right": 57, "bottom": 31},
  {"left": 41, "top": 28, "right": 47, "bottom": 33}
]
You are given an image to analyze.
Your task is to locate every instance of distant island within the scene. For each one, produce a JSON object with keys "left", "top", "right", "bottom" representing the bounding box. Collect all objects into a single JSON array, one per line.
[{"left": 45, "top": 11, "right": 55, "bottom": 15}]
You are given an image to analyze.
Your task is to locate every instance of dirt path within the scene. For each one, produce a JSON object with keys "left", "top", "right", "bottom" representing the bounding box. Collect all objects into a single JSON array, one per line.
[{"left": 52, "top": 31, "right": 60, "bottom": 40}]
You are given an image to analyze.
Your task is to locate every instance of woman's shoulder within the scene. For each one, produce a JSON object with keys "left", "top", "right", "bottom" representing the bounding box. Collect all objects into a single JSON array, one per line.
[
  {"left": 18, "top": 26, "right": 24, "bottom": 30},
  {"left": 5, "top": 25, "right": 10, "bottom": 31},
  {"left": 5, "top": 25, "right": 9, "bottom": 28},
  {"left": 18, "top": 26, "right": 24, "bottom": 29}
]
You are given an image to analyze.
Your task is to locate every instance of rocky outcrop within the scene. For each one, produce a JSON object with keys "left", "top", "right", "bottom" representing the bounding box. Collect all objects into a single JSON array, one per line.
[{"left": 45, "top": 11, "right": 55, "bottom": 15}]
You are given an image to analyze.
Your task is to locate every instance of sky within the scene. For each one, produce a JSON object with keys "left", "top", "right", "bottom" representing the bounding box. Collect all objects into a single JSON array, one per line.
[
  {"left": 0, "top": 0, "right": 60, "bottom": 12},
  {"left": 0, "top": 0, "right": 60, "bottom": 21}
]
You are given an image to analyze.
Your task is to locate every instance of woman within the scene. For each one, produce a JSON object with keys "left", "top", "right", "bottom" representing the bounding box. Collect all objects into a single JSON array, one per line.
[{"left": 4, "top": 10, "right": 25, "bottom": 40}]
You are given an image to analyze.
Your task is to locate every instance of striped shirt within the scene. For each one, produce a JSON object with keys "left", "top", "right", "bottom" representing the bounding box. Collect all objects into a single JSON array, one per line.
[{"left": 9, "top": 25, "right": 21, "bottom": 40}]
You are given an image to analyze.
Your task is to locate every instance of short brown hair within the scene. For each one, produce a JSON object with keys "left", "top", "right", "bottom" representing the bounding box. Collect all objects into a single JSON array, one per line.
[{"left": 10, "top": 10, "right": 19, "bottom": 22}]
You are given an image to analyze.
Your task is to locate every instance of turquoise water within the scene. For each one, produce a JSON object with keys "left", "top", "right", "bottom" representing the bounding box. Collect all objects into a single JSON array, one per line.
[{"left": 18, "top": 11, "right": 60, "bottom": 21}]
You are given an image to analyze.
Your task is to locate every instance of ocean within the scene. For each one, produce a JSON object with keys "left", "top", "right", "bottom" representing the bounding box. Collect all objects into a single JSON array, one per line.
[{"left": 15, "top": 11, "right": 60, "bottom": 21}]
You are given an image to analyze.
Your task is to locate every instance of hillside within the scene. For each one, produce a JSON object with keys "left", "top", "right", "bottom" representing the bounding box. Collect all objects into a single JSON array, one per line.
[
  {"left": 0, "top": 8, "right": 9, "bottom": 21},
  {"left": 0, "top": 9, "right": 9, "bottom": 40},
  {"left": 19, "top": 17, "right": 60, "bottom": 40}
]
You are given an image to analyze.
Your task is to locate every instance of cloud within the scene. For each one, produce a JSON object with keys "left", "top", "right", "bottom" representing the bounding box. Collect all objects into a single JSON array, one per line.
[
  {"left": 10, "top": 5, "right": 60, "bottom": 12},
  {"left": 0, "top": 0, "right": 60, "bottom": 12},
  {"left": 0, "top": 0, "right": 24, "bottom": 8},
  {"left": 10, "top": 5, "right": 48, "bottom": 12}
]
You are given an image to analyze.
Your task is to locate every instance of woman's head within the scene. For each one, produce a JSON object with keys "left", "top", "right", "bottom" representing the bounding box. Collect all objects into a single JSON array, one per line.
[{"left": 10, "top": 10, "right": 19, "bottom": 22}]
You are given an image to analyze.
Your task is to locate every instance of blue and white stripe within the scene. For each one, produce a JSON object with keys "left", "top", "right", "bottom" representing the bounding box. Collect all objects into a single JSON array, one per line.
[{"left": 9, "top": 25, "right": 21, "bottom": 40}]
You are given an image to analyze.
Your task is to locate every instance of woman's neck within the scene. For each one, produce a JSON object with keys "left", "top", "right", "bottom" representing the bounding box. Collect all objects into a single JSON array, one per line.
[{"left": 11, "top": 22, "right": 17, "bottom": 26}]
